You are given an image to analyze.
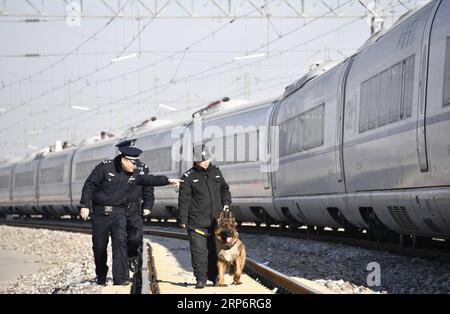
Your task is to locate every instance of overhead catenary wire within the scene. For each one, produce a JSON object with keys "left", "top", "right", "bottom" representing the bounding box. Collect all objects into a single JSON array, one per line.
[
  {"left": 0, "top": 0, "right": 414, "bottom": 150},
  {"left": 0, "top": 14, "right": 363, "bottom": 146},
  {"left": 0, "top": 0, "right": 132, "bottom": 92},
  {"left": 32, "top": 16, "right": 363, "bottom": 140},
  {"left": 0, "top": 1, "right": 276, "bottom": 132},
  {"left": 70, "top": 0, "right": 357, "bottom": 117}
]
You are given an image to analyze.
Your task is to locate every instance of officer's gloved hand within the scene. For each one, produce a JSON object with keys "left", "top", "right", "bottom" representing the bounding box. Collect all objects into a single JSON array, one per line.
[
  {"left": 223, "top": 205, "right": 230, "bottom": 212},
  {"left": 143, "top": 209, "right": 151, "bottom": 216}
]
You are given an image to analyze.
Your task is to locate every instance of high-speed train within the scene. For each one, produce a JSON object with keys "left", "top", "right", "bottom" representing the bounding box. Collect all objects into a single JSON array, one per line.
[{"left": 1, "top": 0, "right": 450, "bottom": 241}]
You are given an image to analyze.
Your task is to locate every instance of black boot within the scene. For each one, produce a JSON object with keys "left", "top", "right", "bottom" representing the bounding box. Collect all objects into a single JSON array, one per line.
[
  {"left": 129, "top": 257, "right": 138, "bottom": 273},
  {"left": 97, "top": 277, "right": 107, "bottom": 285},
  {"left": 195, "top": 280, "right": 206, "bottom": 289}
]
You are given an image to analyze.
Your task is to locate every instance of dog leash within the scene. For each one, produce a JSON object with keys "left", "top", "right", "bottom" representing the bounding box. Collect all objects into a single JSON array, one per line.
[{"left": 186, "top": 225, "right": 210, "bottom": 237}]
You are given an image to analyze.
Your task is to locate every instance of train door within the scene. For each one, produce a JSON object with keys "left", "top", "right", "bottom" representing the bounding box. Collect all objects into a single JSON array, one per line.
[
  {"left": 422, "top": 0, "right": 450, "bottom": 182},
  {"left": 179, "top": 122, "right": 194, "bottom": 176},
  {"left": 35, "top": 156, "right": 43, "bottom": 210},
  {"left": 417, "top": 0, "right": 443, "bottom": 172},
  {"left": 262, "top": 100, "right": 279, "bottom": 190},
  {"left": 268, "top": 100, "right": 283, "bottom": 192},
  {"left": 68, "top": 148, "right": 78, "bottom": 214},
  {"left": 336, "top": 57, "right": 354, "bottom": 191}
]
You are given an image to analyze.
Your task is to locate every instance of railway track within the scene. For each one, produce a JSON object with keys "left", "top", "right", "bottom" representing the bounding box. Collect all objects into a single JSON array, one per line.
[
  {"left": 147, "top": 220, "right": 450, "bottom": 263},
  {"left": 0, "top": 219, "right": 324, "bottom": 294},
  {"left": 3, "top": 217, "right": 450, "bottom": 263}
]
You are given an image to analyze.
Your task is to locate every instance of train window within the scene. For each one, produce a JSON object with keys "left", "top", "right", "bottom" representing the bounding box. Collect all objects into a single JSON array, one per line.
[
  {"left": 246, "top": 130, "right": 259, "bottom": 162},
  {"left": 239, "top": 131, "right": 259, "bottom": 162},
  {"left": 40, "top": 166, "right": 64, "bottom": 184},
  {"left": 0, "top": 175, "right": 9, "bottom": 189},
  {"left": 292, "top": 114, "right": 304, "bottom": 153},
  {"left": 235, "top": 133, "right": 244, "bottom": 163},
  {"left": 291, "top": 114, "right": 303, "bottom": 154},
  {"left": 279, "top": 120, "right": 288, "bottom": 157},
  {"left": 75, "top": 159, "right": 103, "bottom": 181},
  {"left": 216, "top": 131, "right": 259, "bottom": 164},
  {"left": 378, "top": 69, "right": 390, "bottom": 126},
  {"left": 403, "top": 55, "right": 415, "bottom": 117},
  {"left": 443, "top": 37, "right": 450, "bottom": 107},
  {"left": 140, "top": 147, "right": 172, "bottom": 172},
  {"left": 303, "top": 104, "right": 325, "bottom": 150},
  {"left": 359, "top": 80, "right": 370, "bottom": 132},
  {"left": 368, "top": 75, "right": 380, "bottom": 130},
  {"left": 279, "top": 115, "right": 296, "bottom": 156},
  {"left": 207, "top": 137, "right": 226, "bottom": 165},
  {"left": 360, "top": 55, "right": 415, "bottom": 133},
  {"left": 226, "top": 135, "right": 237, "bottom": 165},
  {"left": 15, "top": 171, "right": 34, "bottom": 187},
  {"left": 389, "top": 62, "right": 402, "bottom": 123},
  {"left": 280, "top": 103, "right": 325, "bottom": 157}
]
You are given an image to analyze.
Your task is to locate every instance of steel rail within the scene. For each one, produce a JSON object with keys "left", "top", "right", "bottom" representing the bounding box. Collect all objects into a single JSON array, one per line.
[{"left": 0, "top": 219, "right": 322, "bottom": 294}]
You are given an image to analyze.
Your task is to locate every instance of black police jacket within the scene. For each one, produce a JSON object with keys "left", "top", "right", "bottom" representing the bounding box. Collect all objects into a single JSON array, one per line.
[
  {"left": 126, "top": 160, "right": 154, "bottom": 210},
  {"left": 80, "top": 155, "right": 137, "bottom": 208},
  {"left": 80, "top": 156, "right": 170, "bottom": 209},
  {"left": 177, "top": 163, "right": 231, "bottom": 228}
]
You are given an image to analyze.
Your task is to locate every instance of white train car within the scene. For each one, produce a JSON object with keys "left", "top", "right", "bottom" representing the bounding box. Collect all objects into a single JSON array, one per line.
[
  {"left": 1, "top": 0, "right": 449, "bottom": 243},
  {"left": 37, "top": 148, "right": 77, "bottom": 215},
  {"left": 0, "top": 162, "right": 16, "bottom": 214},
  {"left": 11, "top": 155, "right": 40, "bottom": 215}
]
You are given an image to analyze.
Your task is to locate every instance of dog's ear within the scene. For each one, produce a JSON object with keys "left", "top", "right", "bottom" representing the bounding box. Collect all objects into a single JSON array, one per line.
[
  {"left": 227, "top": 209, "right": 234, "bottom": 219},
  {"left": 218, "top": 210, "right": 226, "bottom": 221}
]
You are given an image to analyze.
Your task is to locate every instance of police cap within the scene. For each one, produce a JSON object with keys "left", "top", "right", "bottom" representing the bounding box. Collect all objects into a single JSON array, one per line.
[
  {"left": 193, "top": 144, "right": 211, "bottom": 161},
  {"left": 115, "top": 138, "right": 137, "bottom": 148},
  {"left": 115, "top": 138, "right": 142, "bottom": 159},
  {"left": 120, "top": 146, "right": 142, "bottom": 160}
]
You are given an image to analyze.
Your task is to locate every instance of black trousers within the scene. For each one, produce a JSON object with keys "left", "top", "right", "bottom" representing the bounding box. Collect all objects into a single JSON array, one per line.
[
  {"left": 126, "top": 212, "right": 143, "bottom": 260},
  {"left": 126, "top": 206, "right": 144, "bottom": 293},
  {"left": 188, "top": 226, "right": 218, "bottom": 283},
  {"left": 91, "top": 212, "right": 129, "bottom": 284}
]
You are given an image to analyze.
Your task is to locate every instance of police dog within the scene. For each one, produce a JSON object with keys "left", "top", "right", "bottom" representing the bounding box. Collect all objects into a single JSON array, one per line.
[{"left": 214, "top": 209, "right": 246, "bottom": 286}]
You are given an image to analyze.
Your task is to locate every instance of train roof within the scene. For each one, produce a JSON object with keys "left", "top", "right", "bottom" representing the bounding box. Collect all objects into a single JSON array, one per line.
[
  {"left": 282, "top": 1, "right": 433, "bottom": 100},
  {"left": 357, "top": 0, "right": 433, "bottom": 53},
  {"left": 131, "top": 118, "right": 191, "bottom": 137},
  {"left": 198, "top": 96, "right": 280, "bottom": 121},
  {"left": 283, "top": 60, "right": 340, "bottom": 98}
]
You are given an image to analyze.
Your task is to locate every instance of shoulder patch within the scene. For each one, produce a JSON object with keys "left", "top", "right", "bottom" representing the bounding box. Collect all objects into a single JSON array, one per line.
[
  {"left": 102, "top": 159, "right": 112, "bottom": 164},
  {"left": 183, "top": 170, "right": 191, "bottom": 178}
]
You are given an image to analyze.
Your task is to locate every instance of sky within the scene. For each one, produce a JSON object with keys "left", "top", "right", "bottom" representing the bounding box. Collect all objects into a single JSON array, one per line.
[{"left": 0, "top": 0, "right": 422, "bottom": 161}]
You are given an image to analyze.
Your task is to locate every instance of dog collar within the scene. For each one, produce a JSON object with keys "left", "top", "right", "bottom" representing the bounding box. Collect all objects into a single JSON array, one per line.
[{"left": 223, "top": 241, "right": 237, "bottom": 250}]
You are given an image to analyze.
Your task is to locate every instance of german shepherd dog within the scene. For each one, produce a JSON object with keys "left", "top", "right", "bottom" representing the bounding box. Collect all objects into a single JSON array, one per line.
[{"left": 214, "top": 209, "right": 246, "bottom": 286}]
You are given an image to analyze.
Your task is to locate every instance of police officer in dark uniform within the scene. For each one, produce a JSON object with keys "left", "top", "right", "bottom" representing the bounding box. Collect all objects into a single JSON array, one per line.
[
  {"left": 80, "top": 144, "right": 143, "bottom": 285},
  {"left": 115, "top": 140, "right": 155, "bottom": 272},
  {"left": 115, "top": 139, "right": 173, "bottom": 292},
  {"left": 177, "top": 144, "right": 232, "bottom": 288}
]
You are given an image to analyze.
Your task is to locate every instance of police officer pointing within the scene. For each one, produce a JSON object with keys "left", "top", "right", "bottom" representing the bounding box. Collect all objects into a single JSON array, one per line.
[
  {"left": 79, "top": 145, "right": 143, "bottom": 285},
  {"left": 115, "top": 139, "right": 172, "bottom": 292},
  {"left": 177, "top": 144, "right": 232, "bottom": 288},
  {"left": 80, "top": 142, "right": 181, "bottom": 286}
]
